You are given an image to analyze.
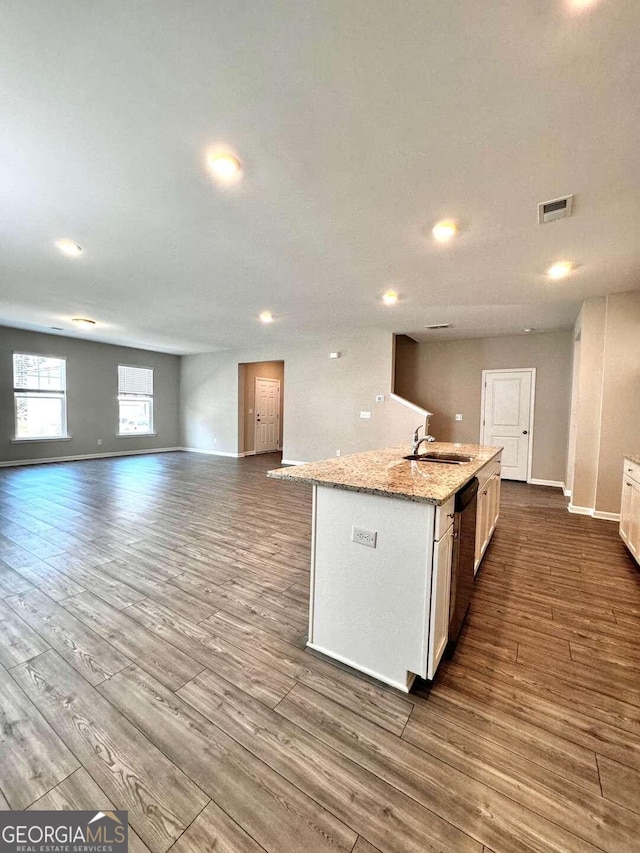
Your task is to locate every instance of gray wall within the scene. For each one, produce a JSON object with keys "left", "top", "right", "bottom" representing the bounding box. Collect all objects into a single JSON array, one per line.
[
  {"left": 0, "top": 326, "right": 180, "bottom": 463},
  {"left": 181, "top": 332, "right": 420, "bottom": 462},
  {"left": 394, "top": 332, "right": 573, "bottom": 483}
]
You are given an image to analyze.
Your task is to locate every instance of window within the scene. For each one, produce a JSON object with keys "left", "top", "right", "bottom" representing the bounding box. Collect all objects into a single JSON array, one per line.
[
  {"left": 118, "top": 365, "right": 154, "bottom": 435},
  {"left": 13, "top": 353, "right": 67, "bottom": 440}
]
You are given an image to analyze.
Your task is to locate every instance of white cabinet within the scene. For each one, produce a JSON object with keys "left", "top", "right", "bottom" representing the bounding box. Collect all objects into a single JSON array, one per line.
[
  {"left": 309, "top": 486, "right": 456, "bottom": 692},
  {"left": 620, "top": 459, "right": 640, "bottom": 563},
  {"left": 426, "top": 520, "right": 454, "bottom": 679},
  {"left": 307, "top": 452, "right": 501, "bottom": 692},
  {"left": 474, "top": 460, "right": 501, "bottom": 573}
]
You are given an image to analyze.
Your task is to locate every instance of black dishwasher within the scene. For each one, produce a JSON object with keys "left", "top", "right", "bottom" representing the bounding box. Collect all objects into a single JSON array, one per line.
[{"left": 448, "top": 477, "right": 478, "bottom": 644}]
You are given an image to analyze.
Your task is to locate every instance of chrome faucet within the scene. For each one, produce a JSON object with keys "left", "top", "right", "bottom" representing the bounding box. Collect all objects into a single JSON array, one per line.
[{"left": 412, "top": 422, "right": 436, "bottom": 455}]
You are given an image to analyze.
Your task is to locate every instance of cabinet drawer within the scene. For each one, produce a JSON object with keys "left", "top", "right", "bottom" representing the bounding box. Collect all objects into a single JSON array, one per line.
[
  {"left": 435, "top": 496, "right": 455, "bottom": 540},
  {"left": 477, "top": 459, "right": 501, "bottom": 490},
  {"left": 624, "top": 458, "right": 640, "bottom": 486}
]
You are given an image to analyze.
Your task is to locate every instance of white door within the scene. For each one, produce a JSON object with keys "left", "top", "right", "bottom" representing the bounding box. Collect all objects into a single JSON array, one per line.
[
  {"left": 481, "top": 369, "right": 534, "bottom": 481},
  {"left": 255, "top": 378, "right": 280, "bottom": 453}
]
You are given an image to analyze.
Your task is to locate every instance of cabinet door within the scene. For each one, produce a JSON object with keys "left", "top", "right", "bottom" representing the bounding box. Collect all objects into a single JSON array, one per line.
[
  {"left": 629, "top": 481, "right": 640, "bottom": 559},
  {"left": 474, "top": 489, "right": 487, "bottom": 572},
  {"left": 427, "top": 523, "right": 454, "bottom": 680},
  {"left": 620, "top": 477, "right": 633, "bottom": 545},
  {"left": 489, "top": 472, "right": 501, "bottom": 536}
]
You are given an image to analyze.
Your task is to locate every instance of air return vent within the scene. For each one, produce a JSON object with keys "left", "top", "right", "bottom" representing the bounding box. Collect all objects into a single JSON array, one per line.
[{"left": 538, "top": 195, "right": 574, "bottom": 224}]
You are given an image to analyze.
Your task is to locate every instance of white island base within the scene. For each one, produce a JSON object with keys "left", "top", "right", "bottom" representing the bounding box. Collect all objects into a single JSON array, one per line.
[
  {"left": 269, "top": 443, "right": 502, "bottom": 692},
  {"left": 308, "top": 486, "right": 455, "bottom": 692}
]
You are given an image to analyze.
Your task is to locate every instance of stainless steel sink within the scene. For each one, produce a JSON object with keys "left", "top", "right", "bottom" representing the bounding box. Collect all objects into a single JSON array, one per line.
[{"left": 404, "top": 452, "right": 474, "bottom": 464}]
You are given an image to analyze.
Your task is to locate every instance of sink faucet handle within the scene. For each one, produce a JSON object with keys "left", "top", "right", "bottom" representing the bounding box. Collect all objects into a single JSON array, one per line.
[{"left": 413, "top": 424, "right": 424, "bottom": 442}]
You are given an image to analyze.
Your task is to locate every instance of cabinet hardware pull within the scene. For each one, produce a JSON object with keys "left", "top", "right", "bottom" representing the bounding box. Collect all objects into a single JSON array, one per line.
[{"left": 447, "top": 512, "right": 455, "bottom": 519}]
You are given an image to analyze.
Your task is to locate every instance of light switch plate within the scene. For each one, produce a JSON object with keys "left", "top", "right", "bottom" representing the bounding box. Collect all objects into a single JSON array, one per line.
[
  {"left": 360, "top": 411, "right": 372, "bottom": 419},
  {"left": 375, "top": 394, "right": 384, "bottom": 403},
  {"left": 455, "top": 413, "right": 463, "bottom": 421}
]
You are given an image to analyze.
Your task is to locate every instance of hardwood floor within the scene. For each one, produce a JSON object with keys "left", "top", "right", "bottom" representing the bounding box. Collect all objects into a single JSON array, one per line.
[{"left": 0, "top": 452, "right": 639, "bottom": 852}]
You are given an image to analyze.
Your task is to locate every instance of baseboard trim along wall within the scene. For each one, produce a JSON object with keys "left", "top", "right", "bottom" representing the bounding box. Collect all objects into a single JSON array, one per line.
[
  {"left": 0, "top": 447, "right": 182, "bottom": 468},
  {"left": 180, "top": 447, "right": 243, "bottom": 458},
  {"left": 529, "top": 478, "right": 565, "bottom": 489},
  {"left": 281, "top": 459, "right": 306, "bottom": 466},
  {"left": 181, "top": 447, "right": 284, "bottom": 459},
  {"left": 568, "top": 503, "right": 620, "bottom": 522},
  {"left": 593, "top": 510, "right": 621, "bottom": 522}
]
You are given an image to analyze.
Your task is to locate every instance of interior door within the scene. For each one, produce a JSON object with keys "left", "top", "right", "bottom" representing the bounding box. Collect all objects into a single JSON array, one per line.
[
  {"left": 255, "top": 378, "right": 280, "bottom": 453},
  {"left": 482, "top": 370, "right": 533, "bottom": 481}
]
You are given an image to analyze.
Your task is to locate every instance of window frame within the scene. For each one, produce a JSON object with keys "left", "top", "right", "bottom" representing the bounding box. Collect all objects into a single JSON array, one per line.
[
  {"left": 117, "top": 364, "right": 155, "bottom": 437},
  {"left": 12, "top": 351, "right": 69, "bottom": 442}
]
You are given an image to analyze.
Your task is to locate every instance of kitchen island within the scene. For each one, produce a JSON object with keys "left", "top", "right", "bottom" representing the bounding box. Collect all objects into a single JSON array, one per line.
[{"left": 269, "top": 442, "right": 502, "bottom": 692}]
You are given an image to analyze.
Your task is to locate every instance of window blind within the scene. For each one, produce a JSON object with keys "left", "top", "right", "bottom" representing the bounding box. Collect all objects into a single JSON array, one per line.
[
  {"left": 13, "top": 354, "right": 66, "bottom": 391},
  {"left": 118, "top": 365, "right": 153, "bottom": 396}
]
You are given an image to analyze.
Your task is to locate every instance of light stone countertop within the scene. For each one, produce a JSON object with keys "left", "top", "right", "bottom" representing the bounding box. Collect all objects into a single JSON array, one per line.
[
  {"left": 625, "top": 454, "right": 640, "bottom": 467},
  {"left": 268, "top": 442, "right": 502, "bottom": 506}
]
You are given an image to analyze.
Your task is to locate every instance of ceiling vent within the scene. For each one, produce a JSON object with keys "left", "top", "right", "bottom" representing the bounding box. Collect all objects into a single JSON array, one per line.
[
  {"left": 538, "top": 194, "right": 574, "bottom": 224},
  {"left": 425, "top": 323, "right": 451, "bottom": 330}
]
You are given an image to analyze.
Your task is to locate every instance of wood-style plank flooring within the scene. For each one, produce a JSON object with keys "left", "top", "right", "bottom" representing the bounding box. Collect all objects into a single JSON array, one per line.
[{"left": 1, "top": 451, "right": 639, "bottom": 852}]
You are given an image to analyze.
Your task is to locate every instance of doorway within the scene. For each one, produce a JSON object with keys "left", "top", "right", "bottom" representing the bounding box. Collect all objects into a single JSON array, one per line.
[
  {"left": 481, "top": 368, "right": 535, "bottom": 481},
  {"left": 238, "top": 360, "right": 284, "bottom": 456}
]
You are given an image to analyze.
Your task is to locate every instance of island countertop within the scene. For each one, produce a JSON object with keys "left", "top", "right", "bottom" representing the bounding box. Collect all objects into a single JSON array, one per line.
[{"left": 268, "top": 442, "right": 502, "bottom": 506}]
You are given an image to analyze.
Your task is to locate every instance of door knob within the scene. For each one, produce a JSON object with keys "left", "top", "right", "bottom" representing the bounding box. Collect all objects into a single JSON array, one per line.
[{"left": 522, "top": 430, "right": 528, "bottom": 435}]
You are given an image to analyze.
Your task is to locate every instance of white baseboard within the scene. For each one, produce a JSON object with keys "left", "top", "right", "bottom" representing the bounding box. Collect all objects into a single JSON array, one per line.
[
  {"left": 180, "top": 447, "right": 283, "bottom": 459},
  {"left": 568, "top": 503, "right": 619, "bottom": 522},
  {"left": 180, "top": 447, "right": 242, "bottom": 458},
  {"left": 593, "top": 510, "right": 621, "bottom": 522},
  {"left": 568, "top": 503, "right": 593, "bottom": 516},
  {"left": 0, "top": 447, "right": 181, "bottom": 468},
  {"left": 529, "top": 478, "right": 564, "bottom": 489},
  {"left": 563, "top": 487, "right": 572, "bottom": 498},
  {"left": 281, "top": 459, "right": 306, "bottom": 466}
]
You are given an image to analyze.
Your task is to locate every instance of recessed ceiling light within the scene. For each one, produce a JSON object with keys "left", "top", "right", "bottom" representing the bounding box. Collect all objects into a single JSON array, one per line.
[
  {"left": 72, "top": 318, "right": 96, "bottom": 328},
  {"left": 523, "top": 328, "right": 534, "bottom": 334},
  {"left": 432, "top": 220, "right": 458, "bottom": 242},
  {"left": 546, "top": 261, "right": 574, "bottom": 280},
  {"left": 425, "top": 323, "right": 451, "bottom": 330},
  {"left": 568, "top": 0, "right": 598, "bottom": 10},
  {"left": 207, "top": 151, "right": 242, "bottom": 182},
  {"left": 55, "top": 239, "right": 83, "bottom": 257},
  {"left": 382, "top": 290, "right": 398, "bottom": 306},
  {"left": 259, "top": 311, "right": 273, "bottom": 324}
]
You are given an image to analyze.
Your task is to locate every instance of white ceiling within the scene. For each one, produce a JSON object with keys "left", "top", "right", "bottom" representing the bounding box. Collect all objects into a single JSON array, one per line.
[{"left": 1, "top": 1, "right": 639, "bottom": 354}]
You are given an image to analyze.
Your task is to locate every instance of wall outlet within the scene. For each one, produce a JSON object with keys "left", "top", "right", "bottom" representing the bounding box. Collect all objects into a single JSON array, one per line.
[
  {"left": 375, "top": 394, "right": 384, "bottom": 403},
  {"left": 97, "top": 439, "right": 103, "bottom": 446},
  {"left": 455, "top": 413, "right": 463, "bottom": 421},
  {"left": 352, "top": 526, "right": 377, "bottom": 548},
  {"left": 329, "top": 351, "right": 341, "bottom": 359},
  {"left": 360, "top": 411, "right": 372, "bottom": 419},
  {"left": 336, "top": 449, "right": 341, "bottom": 456}
]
